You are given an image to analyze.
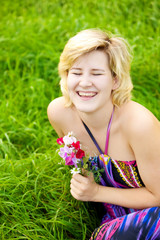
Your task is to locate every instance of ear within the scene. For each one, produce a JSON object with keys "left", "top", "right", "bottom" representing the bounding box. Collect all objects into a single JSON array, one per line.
[{"left": 112, "top": 77, "right": 119, "bottom": 90}]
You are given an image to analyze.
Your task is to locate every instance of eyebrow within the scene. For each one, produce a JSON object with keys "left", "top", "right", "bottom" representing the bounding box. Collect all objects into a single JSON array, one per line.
[
  {"left": 70, "top": 67, "right": 105, "bottom": 72},
  {"left": 92, "top": 68, "right": 105, "bottom": 72},
  {"left": 70, "top": 68, "right": 82, "bottom": 70}
]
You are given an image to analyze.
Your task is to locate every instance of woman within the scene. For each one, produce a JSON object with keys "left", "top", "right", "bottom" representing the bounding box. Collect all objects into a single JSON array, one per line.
[{"left": 47, "top": 29, "right": 160, "bottom": 239}]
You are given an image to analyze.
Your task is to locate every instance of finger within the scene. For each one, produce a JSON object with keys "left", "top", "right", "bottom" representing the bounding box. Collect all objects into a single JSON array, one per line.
[
  {"left": 70, "top": 188, "right": 81, "bottom": 201},
  {"left": 72, "top": 173, "right": 89, "bottom": 184},
  {"left": 70, "top": 183, "right": 82, "bottom": 196},
  {"left": 70, "top": 178, "right": 82, "bottom": 189}
]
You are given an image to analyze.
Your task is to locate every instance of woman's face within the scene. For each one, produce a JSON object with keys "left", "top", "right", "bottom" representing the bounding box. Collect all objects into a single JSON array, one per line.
[{"left": 67, "top": 50, "right": 117, "bottom": 114}]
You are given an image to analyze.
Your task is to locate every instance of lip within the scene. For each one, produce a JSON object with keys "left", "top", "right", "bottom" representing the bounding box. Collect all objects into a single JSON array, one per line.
[{"left": 76, "top": 91, "right": 97, "bottom": 100}]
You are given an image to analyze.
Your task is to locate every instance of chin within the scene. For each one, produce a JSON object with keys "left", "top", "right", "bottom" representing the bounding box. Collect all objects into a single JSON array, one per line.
[{"left": 74, "top": 103, "right": 97, "bottom": 113}]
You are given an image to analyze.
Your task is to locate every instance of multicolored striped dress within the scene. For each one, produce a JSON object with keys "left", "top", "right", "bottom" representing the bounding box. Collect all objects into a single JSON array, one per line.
[{"left": 82, "top": 107, "right": 160, "bottom": 240}]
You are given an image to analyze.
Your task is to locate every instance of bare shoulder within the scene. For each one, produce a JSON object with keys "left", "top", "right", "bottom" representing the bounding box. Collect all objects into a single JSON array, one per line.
[
  {"left": 118, "top": 102, "right": 160, "bottom": 198},
  {"left": 47, "top": 97, "right": 73, "bottom": 136},
  {"left": 120, "top": 101, "right": 160, "bottom": 138},
  {"left": 47, "top": 96, "right": 67, "bottom": 120}
]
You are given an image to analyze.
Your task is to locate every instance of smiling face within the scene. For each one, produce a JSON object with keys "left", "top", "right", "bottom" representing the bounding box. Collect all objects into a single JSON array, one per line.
[{"left": 67, "top": 50, "right": 117, "bottom": 114}]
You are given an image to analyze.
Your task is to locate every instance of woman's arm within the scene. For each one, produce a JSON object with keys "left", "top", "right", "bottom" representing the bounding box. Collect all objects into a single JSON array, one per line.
[
  {"left": 70, "top": 174, "right": 159, "bottom": 209},
  {"left": 47, "top": 97, "right": 66, "bottom": 137},
  {"left": 70, "top": 108, "right": 160, "bottom": 209},
  {"left": 126, "top": 108, "right": 160, "bottom": 208}
]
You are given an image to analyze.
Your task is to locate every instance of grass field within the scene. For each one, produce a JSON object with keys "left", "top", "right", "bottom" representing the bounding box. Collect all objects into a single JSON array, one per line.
[{"left": 0, "top": 0, "right": 159, "bottom": 239}]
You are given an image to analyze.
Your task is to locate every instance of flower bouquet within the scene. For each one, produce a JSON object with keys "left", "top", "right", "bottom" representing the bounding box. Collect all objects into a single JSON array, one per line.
[
  {"left": 57, "top": 132, "right": 103, "bottom": 181},
  {"left": 57, "top": 132, "right": 89, "bottom": 175}
]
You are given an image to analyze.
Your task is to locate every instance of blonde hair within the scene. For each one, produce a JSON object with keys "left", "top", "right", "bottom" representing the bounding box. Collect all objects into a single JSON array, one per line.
[{"left": 58, "top": 29, "right": 133, "bottom": 107}]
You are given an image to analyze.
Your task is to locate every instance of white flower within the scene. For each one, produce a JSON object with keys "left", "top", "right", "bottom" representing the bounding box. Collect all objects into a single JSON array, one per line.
[
  {"left": 70, "top": 168, "right": 81, "bottom": 175},
  {"left": 67, "top": 131, "right": 74, "bottom": 136},
  {"left": 63, "top": 135, "right": 77, "bottom": 145}
]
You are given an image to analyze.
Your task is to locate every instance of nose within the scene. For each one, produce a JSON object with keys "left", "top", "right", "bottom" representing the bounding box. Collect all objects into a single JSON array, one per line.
[{"left": 78, "top": 75, "right": 92, "bottom": 88}]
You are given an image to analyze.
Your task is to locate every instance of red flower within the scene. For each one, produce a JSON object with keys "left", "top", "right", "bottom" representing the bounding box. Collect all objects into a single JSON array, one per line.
[
  {"left": 57, "top": 137, "right": 64, "bottom": 145},
  {"left": 76, "top": 149, "right": 85, "bottom": 159},
  {"left": 71, "top": 141, "right": 80, "bottom": 150}
]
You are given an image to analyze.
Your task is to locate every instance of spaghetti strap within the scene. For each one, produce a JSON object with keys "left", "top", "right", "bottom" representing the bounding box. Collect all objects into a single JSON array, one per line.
[
  {"left": 82, "top": 121, "right": 103, "bottom": 154},
  {"left": 82, "top": 106, "right": 115, "bottom": 155},
  {"left": 104, "top": 106, "right": 114, "bottom": 154}
]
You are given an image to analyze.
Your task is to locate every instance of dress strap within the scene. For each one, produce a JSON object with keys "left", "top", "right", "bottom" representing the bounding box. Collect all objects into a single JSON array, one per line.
[
  {"left": 104, "top": 106, "right": 115, "bottom": 155},
  {"left": 82, "top": 121, "right": 103, "bottom": 154},
  {"left": 82, "top": 106, "right": 115, "bottom": 155}
]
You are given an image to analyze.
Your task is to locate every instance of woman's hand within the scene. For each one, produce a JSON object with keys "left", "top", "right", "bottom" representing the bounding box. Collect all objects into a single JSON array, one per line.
[{"left": 70, "top": 172, "right": 99, "bottom": 201}]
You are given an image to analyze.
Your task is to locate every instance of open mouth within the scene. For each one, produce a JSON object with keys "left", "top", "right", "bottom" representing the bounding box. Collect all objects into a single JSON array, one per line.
[{"left": 77, "top": 91, "right": 97, "bottom": 98}]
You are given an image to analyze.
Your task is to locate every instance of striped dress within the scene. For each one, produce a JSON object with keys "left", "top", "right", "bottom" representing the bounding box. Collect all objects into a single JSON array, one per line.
[{"left": 82, "top": 107, "right": 160, "bottom": 240}]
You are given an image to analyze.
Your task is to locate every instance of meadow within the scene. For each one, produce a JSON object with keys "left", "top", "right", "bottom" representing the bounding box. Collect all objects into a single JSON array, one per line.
[{"left": 0, "top": 0, "right": 159, "bottom": 239}]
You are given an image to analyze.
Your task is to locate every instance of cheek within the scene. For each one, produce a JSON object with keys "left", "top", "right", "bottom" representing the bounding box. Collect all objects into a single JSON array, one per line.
[
  {"left": 102, "top": 77, "right": 113, "bottom": 87},
  {"left": 67, "top": 81, "right": 73, "bottom": 91},
  {"left": 93, "top": 78, "right": 110, "bottom": 90},
  {"left": 67, "top": 76, "right": 77, "bottom": 91}
]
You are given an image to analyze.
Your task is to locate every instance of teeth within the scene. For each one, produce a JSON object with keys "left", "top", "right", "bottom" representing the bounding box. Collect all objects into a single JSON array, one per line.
[{"left": 78, "top": 92, "right": 96, "bottom": 97}]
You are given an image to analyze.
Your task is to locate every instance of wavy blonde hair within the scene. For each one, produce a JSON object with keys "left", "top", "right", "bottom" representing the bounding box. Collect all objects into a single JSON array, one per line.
[{"left": 58, "top": 29, "right": 133, "bottom": 107}]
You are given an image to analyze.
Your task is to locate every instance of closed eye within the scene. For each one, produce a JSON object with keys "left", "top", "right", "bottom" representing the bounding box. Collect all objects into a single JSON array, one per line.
[
  {"left": 72, "top": 72, "right": 82, "bottom": 75},
  {"left": 93, "top": 73, "right": 103, "bottom": 76}
]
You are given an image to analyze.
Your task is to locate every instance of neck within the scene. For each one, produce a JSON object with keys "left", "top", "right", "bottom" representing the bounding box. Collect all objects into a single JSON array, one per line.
[{"left": 76, "top": 101, "right": 114, "bottom": 130}]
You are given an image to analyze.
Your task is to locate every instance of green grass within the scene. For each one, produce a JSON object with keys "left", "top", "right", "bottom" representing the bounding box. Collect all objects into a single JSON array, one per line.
[{"left": 0, "top": 0, "right": 159, "bottom": 239}]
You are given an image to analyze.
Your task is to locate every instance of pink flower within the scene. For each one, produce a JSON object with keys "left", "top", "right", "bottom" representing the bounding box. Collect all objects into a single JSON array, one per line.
[
  {"left": 58, "top": 148, "right": 67, "bottom": 159},
  {"left": 57, "top": 137, "right": 64, "bottom": 145},
  {"left": 57, "top": 132, "right": 86, "bottom": 172},
  {"left": 59, "top": 146, "right": 72, "bottom": 159},
  {"left": 65, "top": 152, "right": 76, "bottom": 166},
  {"left": 65, "top": 156, "right": 74, "bottom": 165},
  {"left": 73, "top": 158, "right": 81, "bottom": 168}
]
